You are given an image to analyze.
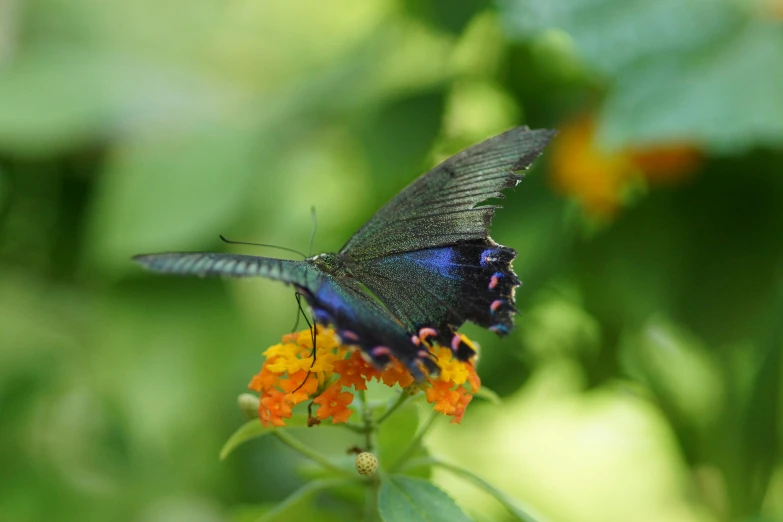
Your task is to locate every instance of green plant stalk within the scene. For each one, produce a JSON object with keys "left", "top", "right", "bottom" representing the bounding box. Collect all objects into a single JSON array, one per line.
[
  {"left": 375, "top": 390, "right": 411, "bottom": 425},
  {"left": 357, "top": 389, "right": 377, "bottom": 451},
  {"left": 258, "top": 478, "right": 354, "bottom": 522},
  {"left": 272, "top": 430, "right": 354, "bottom": 477},
  {"left": 389, "top": 410, "right": 439, "bottom": 472},
  {"left": 364, "top": 475, "right": 381, "bottom": 522}
]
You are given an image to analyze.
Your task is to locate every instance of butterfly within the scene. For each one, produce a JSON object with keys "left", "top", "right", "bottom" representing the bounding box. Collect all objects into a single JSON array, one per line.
[{"left": 134, "top": 127, "right": 555, "bottom": 379}]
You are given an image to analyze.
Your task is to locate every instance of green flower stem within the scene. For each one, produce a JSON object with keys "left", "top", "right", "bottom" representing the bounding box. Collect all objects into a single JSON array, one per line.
[
  {"left": 364, "top": 475, "right": 381, "bottom": 522},
  {"left": 357, "top": 389, "right": 376, "bottom": 452},
  {"left": 258, "top": 478, "right": 354, "bottom": 522},
  {"left": 341, "top": 422, "right": 365, "bottom": 433},
  {"left": 389, "top": 410, "right": 439, "bottom": 472},
  {"left": 272, "top": 430, "right": 354, "bottom": 477},
  {"left": 375, "top": 390, "right": 411, "bottom": 425}
]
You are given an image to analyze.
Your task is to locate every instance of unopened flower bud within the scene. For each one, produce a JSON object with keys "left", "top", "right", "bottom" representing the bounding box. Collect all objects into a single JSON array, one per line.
[
  {"left": 238, "top": 393, "right": 260, "bottom": 420},
  {"left": 355, "top": 452, "right": 378, "bottom": 476}
]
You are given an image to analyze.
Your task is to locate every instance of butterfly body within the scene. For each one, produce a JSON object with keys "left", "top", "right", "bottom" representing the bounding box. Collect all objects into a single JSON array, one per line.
[{"left": 134, "top": 127, "right": 555, "bottom": 377}]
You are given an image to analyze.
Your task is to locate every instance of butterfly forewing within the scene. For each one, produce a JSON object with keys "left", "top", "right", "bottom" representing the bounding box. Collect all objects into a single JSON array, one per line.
[{"left": 339, "top": 127, "right": 556, "bottom": 260}]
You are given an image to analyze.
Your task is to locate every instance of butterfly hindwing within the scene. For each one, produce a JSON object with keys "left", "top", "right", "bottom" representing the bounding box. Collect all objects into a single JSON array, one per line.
[
  {"left": 351, "top": 241, "right": 519, "bottom": 359},
  {"left": 302, "top": 273, "right": 437, "bottom": 378}
]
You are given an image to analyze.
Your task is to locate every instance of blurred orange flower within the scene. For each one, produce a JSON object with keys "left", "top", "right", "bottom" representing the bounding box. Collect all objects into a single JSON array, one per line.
[
  {"left": 766, "top": 0, "right": 783, "bottom": 20},
  {"left": 248, "top": 326, "right": 481, "bottom": 426},
  {"left": 550, "top": 113, "right": 701, "bottom": 218}
]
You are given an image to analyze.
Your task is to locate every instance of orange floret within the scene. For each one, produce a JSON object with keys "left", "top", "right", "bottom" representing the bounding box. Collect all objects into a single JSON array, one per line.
[
  {"left": 380, "top": 359, "right": 415, "bottom": 389},
  {"left": 313, "top": 382, "right": 354, "bottom": 424},
  {"left": 259, "top": 389, "right": 294, "bottom": 427}
]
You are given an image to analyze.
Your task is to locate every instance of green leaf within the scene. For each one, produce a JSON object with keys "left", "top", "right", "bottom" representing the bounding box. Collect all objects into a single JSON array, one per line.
[
  {"left": 378, "top": 402, "right": 420, "bottom": 467},
  {"left": 500, "top": 0, "right": 783, "bottom": 151},
  {"left": 0, "top": 52, "right": 115, "bottom": 155},
  {"left": 220, "top": 415, "right": 309, "bottom": 461},
  {"left": 429, "top": 460, "right": 545, "bottom": 522},
  {"left": 474, "top": 385, "right": 502, "bottom": 405},
  {"left": 360, "top": 90, "right": 445, "bottom": 205},
  {"left": 255, "top": 478, "right": 355, "bottom": 522},
  {"left": 85, "top": 125, "right": 257, "bottom": 274},
  {"left": 401, "top": 0, "right": 489, "bottom": 35},
  {"left": 500, "top": 0, "right": 738, "bottom": 77},
  {"left": 378, "top": 475, "right": 473, "bottom": 522},
  {"left": 599, "top": 20, "right": 783, "bottom": 152},
  {"left": 0, "top": 50, "right": 230, "bottom": 156}
]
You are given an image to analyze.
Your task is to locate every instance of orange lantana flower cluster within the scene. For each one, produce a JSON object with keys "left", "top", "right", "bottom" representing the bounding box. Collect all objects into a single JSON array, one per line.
[{"left": 248, "top": 327, "right": 481, "bottom": 427}]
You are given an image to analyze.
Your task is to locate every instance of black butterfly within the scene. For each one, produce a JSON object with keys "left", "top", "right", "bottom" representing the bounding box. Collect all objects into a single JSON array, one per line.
[{"left": 134, "top": 127, "right": 555, "bottom": 379}]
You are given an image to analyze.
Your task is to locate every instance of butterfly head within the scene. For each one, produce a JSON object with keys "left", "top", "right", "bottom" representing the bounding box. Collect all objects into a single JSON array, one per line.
[{"left": 308, "top": 252, "right": 351, "bottom": 277}]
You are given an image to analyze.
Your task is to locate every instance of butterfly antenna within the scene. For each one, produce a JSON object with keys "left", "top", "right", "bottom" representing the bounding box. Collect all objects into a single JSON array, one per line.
[
  {"left": 219, "top": 235, "right": 307, "bottom": 259},
  {"left": 308, "top": 206, "right": 317, "bottom": 257}
]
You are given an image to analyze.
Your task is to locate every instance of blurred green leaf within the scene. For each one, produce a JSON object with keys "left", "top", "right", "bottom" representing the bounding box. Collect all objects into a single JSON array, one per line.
[
  {"left": 378, "top": 475, "right": 473, "bottom": 522},
  {"left": 741, "top": 306, "right": 783, "bottom": 513},
  {"left": 85, "top": 126, "right": 256, "bottom": 273},
  {"left": 221, "top": 415, "right": 312, "bottom": 461},
  {"left": 378, "top": 403, "right": 420, "bottom": 469},
  {"left": 360, "top": 90, "right": 446, "bottom": 204},
  {"left": 625, "top": 317, "right": 723, "bottom": 429},
  {"left": 500, "top": 0, "right": 783, "bottom": 151},
  {"left": 600, "top": 21, "right": 783, "bottom": 151},
  {"left": 0, "top": 50, "right": 230, "bottom": 156},
  {"left": 402, "top": 0, "right": 489, "bottom": 35},
  {"left": 474, "top": 386, "right": 502, "bottom": 405},
  {"left": 499, "top": 0, "right": 737, "bottom": 76},
  {"left": 253, "top": 478, "right": 355, "bottom": 522},
  {"left": 428, "top": 459, "right": 545, "bottom": 522},
  {"left": 0, "top": 52, "right": 114, "bottom": 155}
]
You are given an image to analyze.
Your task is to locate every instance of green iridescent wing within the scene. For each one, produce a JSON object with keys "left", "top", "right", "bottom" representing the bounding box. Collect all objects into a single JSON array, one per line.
[
  {"left": 133, "top": 251, "right": 437, "bottom": 376},
  {"left": 132, "top": 252, "right": 314, "bottom": 287},
  {"left": 340, "top": 127, "right": 555, "bottom": 347},
  {"left": 339, "top": 127, "right": 556, "bottom": 261}
]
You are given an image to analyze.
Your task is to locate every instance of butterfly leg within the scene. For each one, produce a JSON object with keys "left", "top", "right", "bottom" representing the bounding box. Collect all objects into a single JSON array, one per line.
[
  {"left": 290, "top": 292, "right": 319, "bottom": 393},
  {"left": 290, "top": 292, "right": 304, "bottom": 333}
]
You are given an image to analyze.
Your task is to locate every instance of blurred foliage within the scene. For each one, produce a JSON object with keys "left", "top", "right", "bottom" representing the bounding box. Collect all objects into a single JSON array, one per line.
[{"left": 1, "top": 0, "right": 782, "bottom": 521}]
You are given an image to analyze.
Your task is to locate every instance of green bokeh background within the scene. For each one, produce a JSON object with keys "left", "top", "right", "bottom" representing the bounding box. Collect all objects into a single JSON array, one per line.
[{"left": 1, "top": 0, "right": 782, "bottom": 521}]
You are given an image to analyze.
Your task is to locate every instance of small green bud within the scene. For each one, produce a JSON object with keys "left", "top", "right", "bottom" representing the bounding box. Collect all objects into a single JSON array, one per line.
[
  {"left": 355, "top": 452, "right": 379, "bottom": 476},
  {"left": 238, "top": 393, "right": 260, "bottom": 420}
]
